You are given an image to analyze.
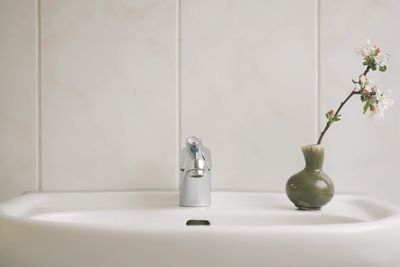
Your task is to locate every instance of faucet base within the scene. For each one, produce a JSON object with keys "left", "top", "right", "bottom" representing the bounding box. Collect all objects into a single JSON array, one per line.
[{"left": 179, "top": 177, "right": 211, "bottom": 207}]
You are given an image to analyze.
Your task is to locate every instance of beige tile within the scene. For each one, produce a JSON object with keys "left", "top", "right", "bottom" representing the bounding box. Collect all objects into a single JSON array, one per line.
[
  {"left": 181, "top": 0, "right": 317, "bottom": 191},
  {"left": 41, "top": 0, "right": 177, "bottom": 190},
  {"left": 320, "top": 0, "right": 400, "bottom": 204},
  {"left": 0, "top": 0, "right": 38, "bottom": 201}
]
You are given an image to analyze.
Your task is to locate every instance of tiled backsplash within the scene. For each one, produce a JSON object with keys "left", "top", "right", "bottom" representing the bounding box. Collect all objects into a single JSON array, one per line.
[
  {"left": 41, "top": 0, "right": 177, "bottom": 190},
  {"left": 0, "top": 0, "right": 399, "bottom": 204},
  {"left": 181, "top": 0, "right": 317, "bottom": 191},
  {"left": 0, "top": 0, "right": 38, "bottom": 201}
]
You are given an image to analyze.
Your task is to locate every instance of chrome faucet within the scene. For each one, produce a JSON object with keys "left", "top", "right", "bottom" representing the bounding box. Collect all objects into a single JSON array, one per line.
[{"left": 179, "top": 136, "right": 212, "bottom": 207}]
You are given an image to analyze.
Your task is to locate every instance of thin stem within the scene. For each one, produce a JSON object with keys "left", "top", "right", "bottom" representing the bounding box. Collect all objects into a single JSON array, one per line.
[
  {"left": 317, "top": 91, "right": 355, "bottom": 144},
  {"left": 317, "top": 66, "right": 370, "bottom": 144}
]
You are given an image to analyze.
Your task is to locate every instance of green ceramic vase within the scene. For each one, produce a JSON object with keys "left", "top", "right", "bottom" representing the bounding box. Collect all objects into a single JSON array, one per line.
[{"left": 286, "top": 144, "right": 334, "bottom": 210}]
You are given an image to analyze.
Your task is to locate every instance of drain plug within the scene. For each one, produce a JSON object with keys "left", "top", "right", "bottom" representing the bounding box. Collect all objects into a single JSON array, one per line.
[{"left": 186, "top": 219, "right": 210, "bottom": 226}]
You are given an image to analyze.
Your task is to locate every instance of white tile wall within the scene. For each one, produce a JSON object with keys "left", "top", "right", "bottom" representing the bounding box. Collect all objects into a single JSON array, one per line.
[
  {"left": 181, "top": 0, "right": 317, "bottom": 191},
  {"left": 0, "top": 0, "right": 37, "bottom": 202},
  {"left": 320, "top": 0, "right": 400, "bottom": 204},
  {"left": 0, "top": 0, "right": 399, "bottom": 204},
  {"left": 40, "top": 0, "right": 177, "bottom": 190}
]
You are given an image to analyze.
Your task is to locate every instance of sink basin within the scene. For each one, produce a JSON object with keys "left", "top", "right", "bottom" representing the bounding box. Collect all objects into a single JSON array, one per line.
[{"left": 0, "top": 191, "right": 399, "bottom": 267}]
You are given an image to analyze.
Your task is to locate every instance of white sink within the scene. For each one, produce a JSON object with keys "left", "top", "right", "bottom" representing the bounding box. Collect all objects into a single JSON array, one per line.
[{"left": 0, "top": 191, "right": 399, "bottom": 267}]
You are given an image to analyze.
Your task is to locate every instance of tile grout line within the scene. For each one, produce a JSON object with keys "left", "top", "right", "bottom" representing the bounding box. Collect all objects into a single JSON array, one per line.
[
  {"left": 316, "top": 0, "right": 321, "bottom": 141},
  {"left": 36, "top": 0, "right": 42, "bottom": 191},
  {"left": 176, "top": 0, "right": 182, "bottom": 188}
]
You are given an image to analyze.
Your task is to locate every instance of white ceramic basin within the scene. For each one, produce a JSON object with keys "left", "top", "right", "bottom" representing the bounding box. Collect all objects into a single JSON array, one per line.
[{"left": 0, "top": 191, "right": 399, "bottom": 267}]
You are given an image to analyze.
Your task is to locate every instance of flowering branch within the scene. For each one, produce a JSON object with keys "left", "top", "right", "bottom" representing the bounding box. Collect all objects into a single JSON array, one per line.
[
  {"left": 317, "top": 66, "right": 370, "bottom": 144},
  {"left": 317, "top": 40, "right": 393, "bottom": 145}
]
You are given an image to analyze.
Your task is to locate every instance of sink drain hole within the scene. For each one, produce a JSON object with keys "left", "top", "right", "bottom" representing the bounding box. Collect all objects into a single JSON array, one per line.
[{"left": 186, "top": 219, "right": 211, "bottom": 226}]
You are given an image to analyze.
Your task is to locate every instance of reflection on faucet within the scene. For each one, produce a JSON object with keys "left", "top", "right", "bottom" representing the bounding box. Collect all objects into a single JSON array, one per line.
[{"left": 179, "top": 136, "right": 212, "bottom": 207}]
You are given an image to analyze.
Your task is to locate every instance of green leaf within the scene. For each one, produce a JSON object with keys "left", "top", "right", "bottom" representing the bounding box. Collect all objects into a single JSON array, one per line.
[
  {"left": 379, "top": 65, "right": 387, "bottom": 72},
  {"left": 363, "top": 101, "right": 370, "bottom": 114},
  {"left": 325, "top": 110, "right": 334, "bottom": 119},
  {"left": 332, "top": 114, "right": 341, "bottom": 122}
]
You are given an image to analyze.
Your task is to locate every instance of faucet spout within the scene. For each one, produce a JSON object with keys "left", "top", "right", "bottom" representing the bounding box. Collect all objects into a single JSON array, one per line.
[{"left": 180, "top": 136, "right": 212, "bottom": 207}]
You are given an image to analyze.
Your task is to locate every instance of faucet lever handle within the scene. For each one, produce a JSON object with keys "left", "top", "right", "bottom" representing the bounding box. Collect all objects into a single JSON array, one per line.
[
  {"left": 180, "top": 136, "right": 212, "bottom": 171},
  {"left": 186, "top": 136, "right": 202, "bottom": 159},
  {"left": 190, "top": 142, "right": 202, "bottom": 159},
  {"left": 187, "top": 136, "right": 212, "bottom": 169}
]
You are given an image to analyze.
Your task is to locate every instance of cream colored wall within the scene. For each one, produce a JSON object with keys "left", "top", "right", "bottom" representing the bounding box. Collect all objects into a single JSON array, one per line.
[{"left": 0, "top": 0, "right": 399, "bottom": 204}]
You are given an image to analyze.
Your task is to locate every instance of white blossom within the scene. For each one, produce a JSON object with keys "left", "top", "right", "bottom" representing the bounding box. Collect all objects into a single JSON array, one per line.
[
  {"left": 360, "top": 75, "right": 368, "bottom": 84},
  {"left": 370, "top": 89, "right": 394, "bottom": 118},
  {"left": 356, "top": 39, "right": 389, "bottom": 70},
  {"left": 371, "top": 85, "right": 379, "bottom": 93},
  {"left": 375, "top": 51, "right": 389, "bottom": 66},
  {"left": 356, "top": 39, "right": 375, "bottom": 57}
]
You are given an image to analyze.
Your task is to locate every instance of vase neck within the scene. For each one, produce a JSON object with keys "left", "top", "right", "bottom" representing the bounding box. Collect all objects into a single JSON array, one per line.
[{"left": 301, "top": 144, "right": 324, "bottom": 170}]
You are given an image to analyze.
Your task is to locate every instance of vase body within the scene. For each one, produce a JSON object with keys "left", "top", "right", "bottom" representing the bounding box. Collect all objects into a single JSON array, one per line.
[{"left": 286, "top": 144, "right": 334, "bottom": 210}]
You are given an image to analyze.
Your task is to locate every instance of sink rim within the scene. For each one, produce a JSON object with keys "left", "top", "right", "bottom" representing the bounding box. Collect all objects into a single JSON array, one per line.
[{"left": 0, "top": 191, "right": 399, "bottom": 233}]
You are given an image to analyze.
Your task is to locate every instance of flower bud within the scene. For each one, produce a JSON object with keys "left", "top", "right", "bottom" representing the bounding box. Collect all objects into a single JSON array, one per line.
[
  {"left": 371, "top": 85, "right": 379, "bottom": 93},
  {"left": 354, "top": 84, "right": 361, "bottom": 92},
  {"left": 370, "top": 104, "right": 376, "bottom": 111},
  {"left": 360, "top": 75, "right": 367, "bottom": 84}
]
